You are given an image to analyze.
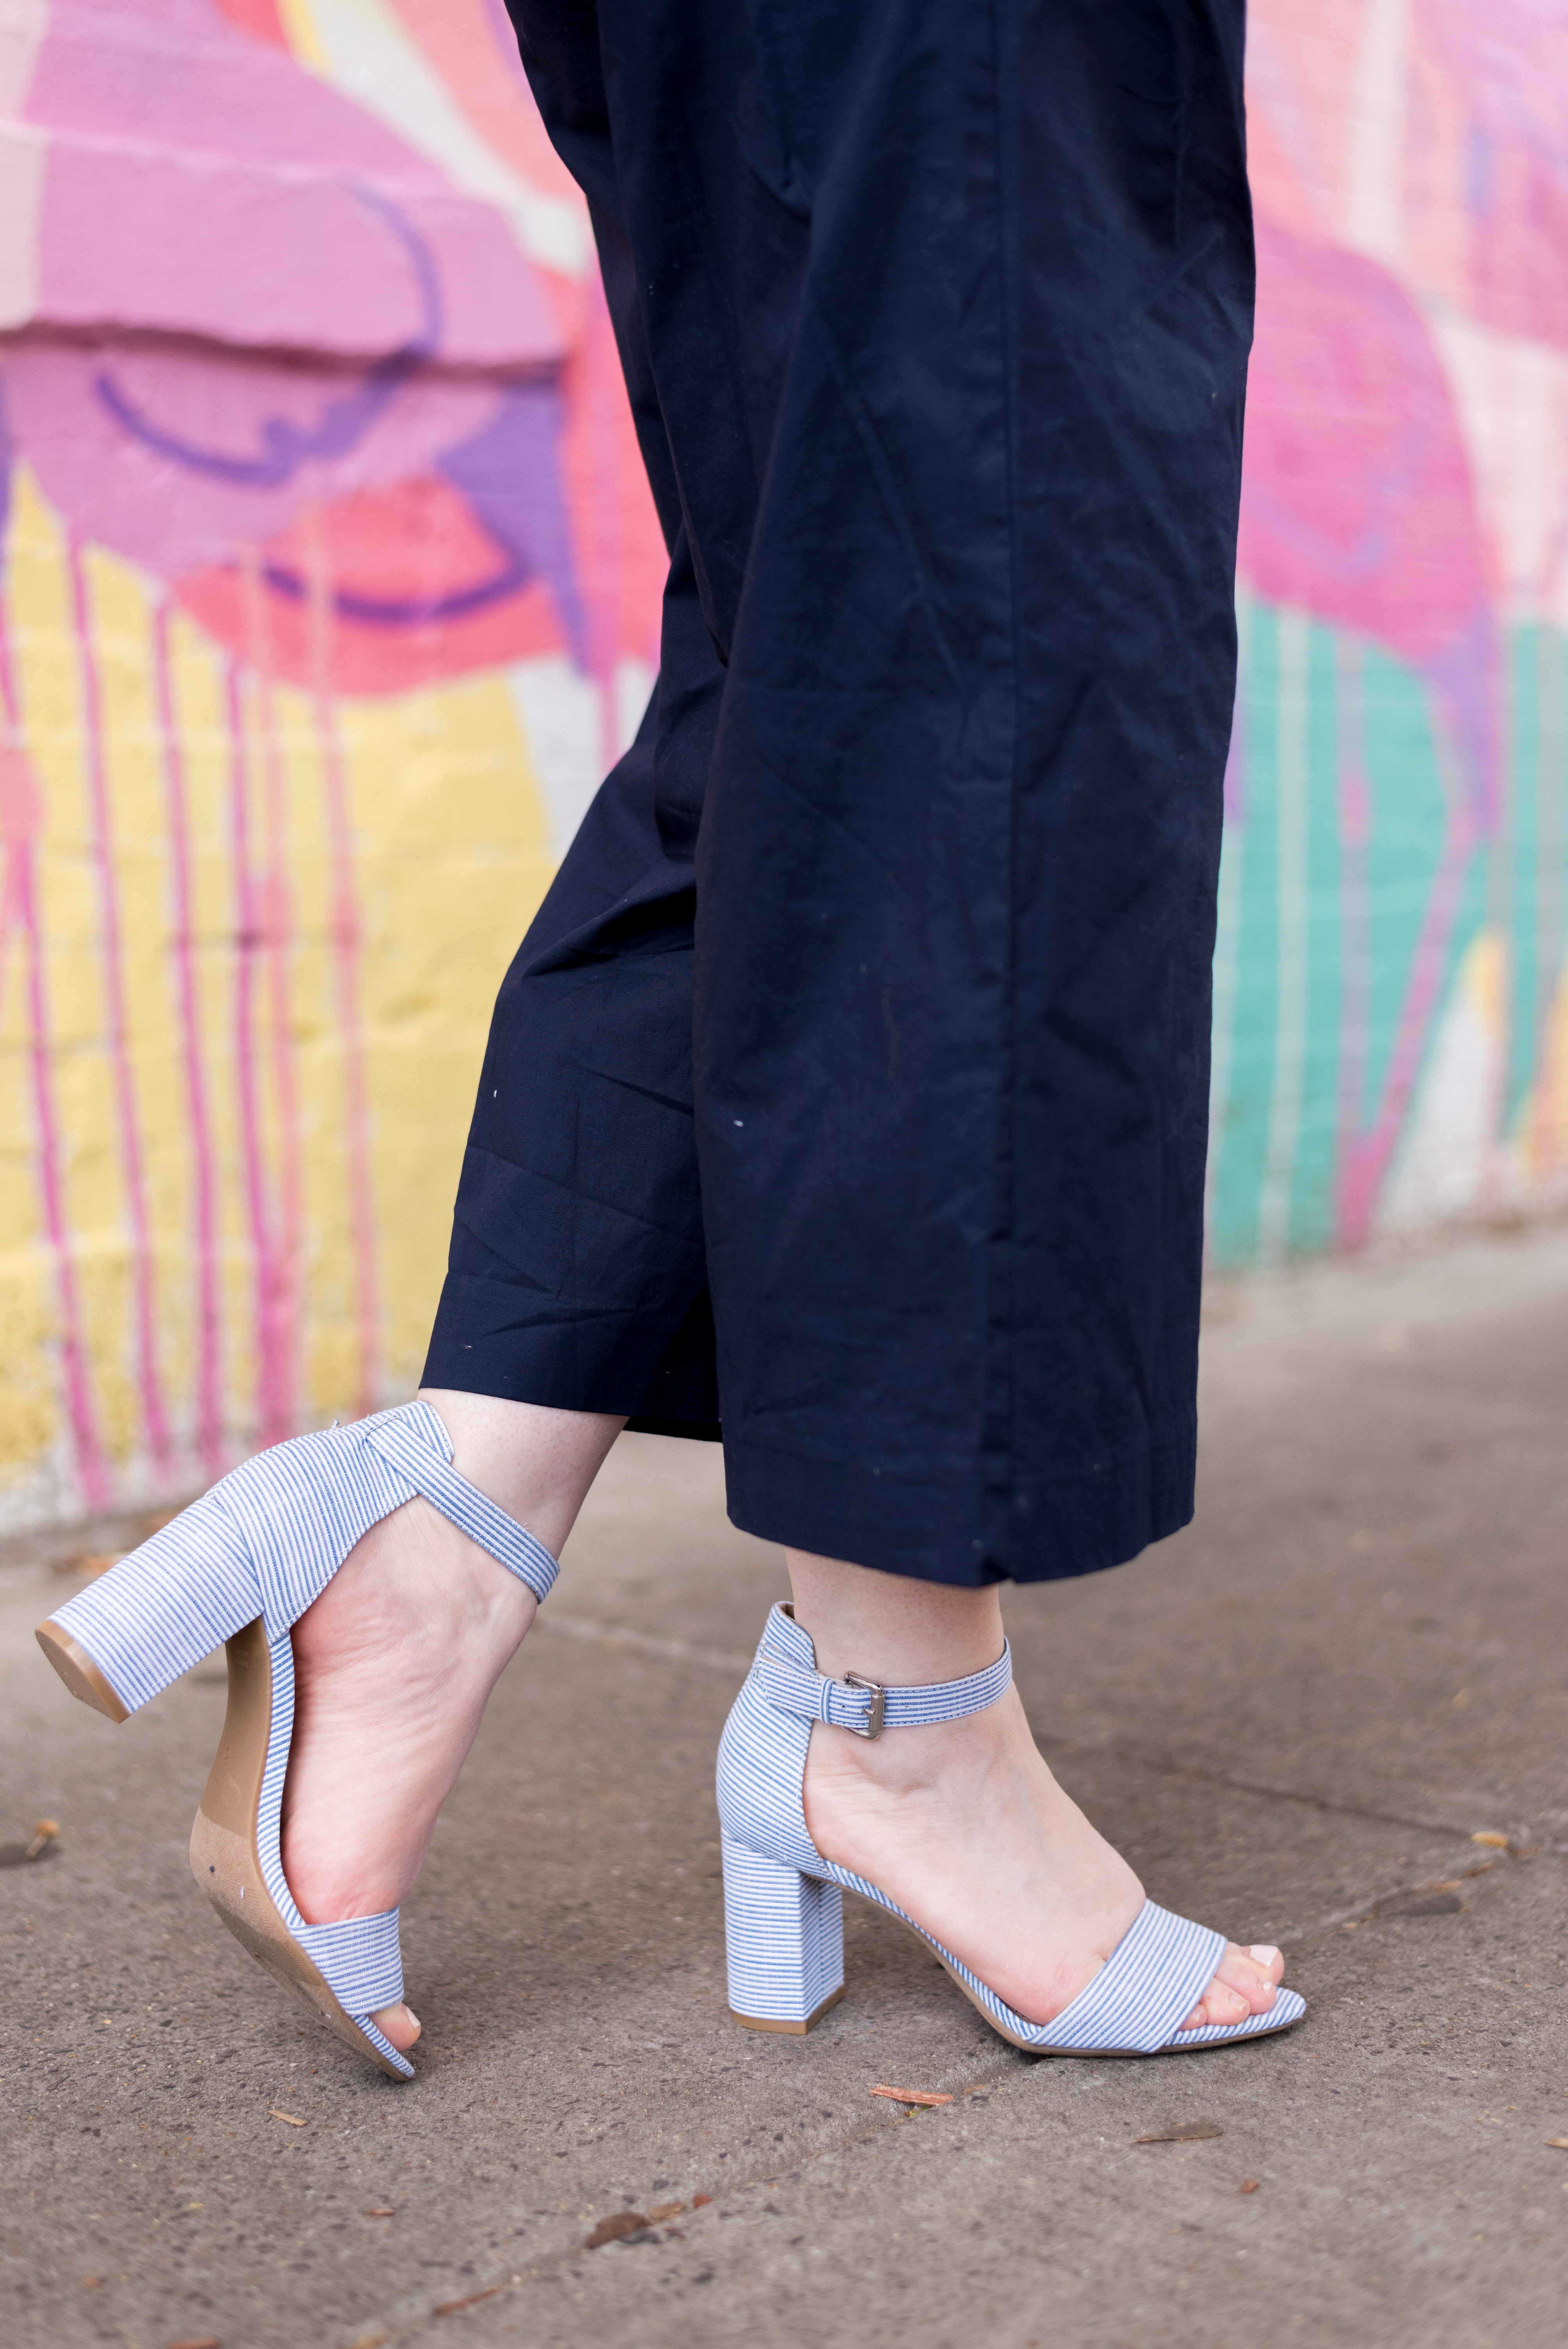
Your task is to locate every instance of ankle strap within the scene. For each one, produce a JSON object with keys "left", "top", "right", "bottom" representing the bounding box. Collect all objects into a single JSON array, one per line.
[
  {"left": 362, "top": 1403, "right": 559, "bottom": 1604},
  {"left": 753, "top": 1638, "right": 1012, "bottom": 1740}
]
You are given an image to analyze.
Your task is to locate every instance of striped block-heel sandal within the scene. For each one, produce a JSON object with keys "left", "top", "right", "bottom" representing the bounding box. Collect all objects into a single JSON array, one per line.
[
  {"left": 35, "top": 1400, "right": 558, "bottom": 2081},
  {"left": 716, "top": 1603, "right": 1306, "bottom": 2055}
]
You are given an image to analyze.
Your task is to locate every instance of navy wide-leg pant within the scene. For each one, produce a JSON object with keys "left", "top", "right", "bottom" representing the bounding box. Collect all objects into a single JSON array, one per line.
[{"left": 422, "top": 0, "right": 1255, "bottom": 1588}]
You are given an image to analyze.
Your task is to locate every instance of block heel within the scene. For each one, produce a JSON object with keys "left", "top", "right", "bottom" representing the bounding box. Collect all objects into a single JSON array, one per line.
[
  {"left": 39, "top": 1488, "right": 262, "bottom": 1721},
  {"left": 721, "top": 1830, "right": 844, "bottom": 2033}
]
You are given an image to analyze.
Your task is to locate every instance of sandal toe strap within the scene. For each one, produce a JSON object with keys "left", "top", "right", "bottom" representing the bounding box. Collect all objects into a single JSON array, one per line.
[
  {"left": 351, "top": 2010, "right": 417, "bottom": 2079},
  {"left": 1034, "top": 1901, "right": 1227, "bottom": 2052},
  {"left": 294, "top": 1907, "right": 405, "bottom": 2015}
]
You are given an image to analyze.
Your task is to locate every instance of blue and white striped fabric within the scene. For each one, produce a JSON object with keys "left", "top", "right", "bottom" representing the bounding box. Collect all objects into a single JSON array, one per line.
[
  {"left": 754, "top": 1625, "right": 1012, "bottom": 1735},
  {"left": 362, "top": 1408, "right": 559, "bottom": 1599},
  {"left": 717, "top": 1602, "right": 1306, "bottom": 2052},
  {"left": 248, "top": 1613, "right": 415, "bottom": 2075},
  {"left": 50, "top": 1400, "right": 559, "bottom": 2078},
  {"left": 720, "top": 1830, "right": 845, "bottom": 2025}
]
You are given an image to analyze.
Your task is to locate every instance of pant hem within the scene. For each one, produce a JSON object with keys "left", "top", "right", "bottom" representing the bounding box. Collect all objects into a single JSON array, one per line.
[{"left": 721, "top": 1421, "right": 1198, "bottom": 1587}]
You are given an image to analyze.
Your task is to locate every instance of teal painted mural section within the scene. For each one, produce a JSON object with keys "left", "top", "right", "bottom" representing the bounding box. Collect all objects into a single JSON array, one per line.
[
  {"left": 1230, "top": 4, "right": 1568, "bottom": 1265},
  {"left": 1211, "top": 601, "right": 1568, "bottom": 1268}
]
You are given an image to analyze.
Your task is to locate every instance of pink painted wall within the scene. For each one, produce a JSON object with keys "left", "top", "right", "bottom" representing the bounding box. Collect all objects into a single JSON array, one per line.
[
  {"left": 0, "top": 0, "right": 665, "bottom": 1523},
  {"left": 1212, "top": 0, "right": 1568, "bottom": 1265}
]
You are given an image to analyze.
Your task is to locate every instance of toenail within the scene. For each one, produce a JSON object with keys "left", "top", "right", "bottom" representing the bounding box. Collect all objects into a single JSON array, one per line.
[{"left": 1248, "top": 1944, "right": 1280, "bottom": 1966}]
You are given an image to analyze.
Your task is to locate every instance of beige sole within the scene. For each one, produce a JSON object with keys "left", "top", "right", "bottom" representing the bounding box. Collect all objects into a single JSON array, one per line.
[
  {"left": 36, "top": 1621, "right": 129, "bottom": 1723},
  {"left": 38, "top": 1609, "right": 410, "bottom": 2083},
  {"left": 191, "top": 1619, "right": 411, "bottom": 2081},
  {"left": 730, "top": 1985, "right": 846, "bottom": 2035}
]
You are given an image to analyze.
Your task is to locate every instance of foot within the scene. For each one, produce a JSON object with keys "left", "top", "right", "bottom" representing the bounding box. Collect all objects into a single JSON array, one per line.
[
  {"left": 802, "top": 1685, "right": 1284, "bottom": 2033},
  {"left": 282, "top": 1497, "right": 540, "bottom": 2051}
]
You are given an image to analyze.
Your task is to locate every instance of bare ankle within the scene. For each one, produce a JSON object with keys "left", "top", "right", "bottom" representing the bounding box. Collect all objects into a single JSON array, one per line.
[
  {"left": 785, "top": 1549, "right": 1005, "bottom": 1687},
  {"left": 418, "top": 1389, "right": 625, "bottom": 1559}
]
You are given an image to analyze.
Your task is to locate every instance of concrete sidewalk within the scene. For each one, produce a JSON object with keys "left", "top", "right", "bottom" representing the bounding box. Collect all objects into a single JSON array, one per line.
[{"left": 4, "top": 1228, "right": 1568, "bottom": 2349}]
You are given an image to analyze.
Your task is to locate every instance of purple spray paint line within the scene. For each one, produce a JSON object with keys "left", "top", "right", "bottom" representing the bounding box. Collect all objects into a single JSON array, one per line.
[
  {"left": 0, "top": 592, "right": 110, "bottom": 1509},
  {"left": 304, "top": 510, "right": 379, "bottom": 1420},
  {"left": 153, "top": 598, "right": 225, "bottom": 1479},
  {"left": 67, "top": 535, "right": 173, "bottom": 1477},
  {"left": 226, "top": 655, "right": 290, "bottom": 1450}
]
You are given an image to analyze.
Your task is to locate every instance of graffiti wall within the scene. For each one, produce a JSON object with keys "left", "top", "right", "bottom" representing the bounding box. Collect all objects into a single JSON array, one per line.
[
  {"left": 1221, "top": 0, "right": 1568, "bottom": 1264},
  {"left": 0, "top": 0, "right": 664, "bottom": 1524},
  {"left": 0, "top": 0, "right": 1564, "bottom": 1523}
]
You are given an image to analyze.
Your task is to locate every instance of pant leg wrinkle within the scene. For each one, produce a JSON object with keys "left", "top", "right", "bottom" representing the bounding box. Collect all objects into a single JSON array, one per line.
[{"left": 456, "top": 0, "right": 1254, "bottom": 1581}]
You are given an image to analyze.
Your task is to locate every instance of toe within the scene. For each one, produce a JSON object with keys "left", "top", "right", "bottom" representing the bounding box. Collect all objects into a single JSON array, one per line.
[
  {"left": 373, "top": 2001, "right": 421, "bottom": 2052},
  {"left": 1233, "top": 1943, "right": 1282, "bottom": 2003},
  {"left": 1208, "top": 1943, "right": 1281, "bottom": 2012},
  {"left": 1178, "top": 1974, "right": 1253, "bottom": 2030},
  {"left": 1178, "top": 1942, "right": 1286, "bottom": 2031}
]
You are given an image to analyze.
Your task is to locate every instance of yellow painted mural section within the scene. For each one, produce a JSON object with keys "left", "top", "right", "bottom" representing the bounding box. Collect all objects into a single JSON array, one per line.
[
  {"left": 0, "top": 465, "right": 556, "bottom": 1516},
  {"left": 0, "top": 0, "right": 665, "bottom": 1528}
]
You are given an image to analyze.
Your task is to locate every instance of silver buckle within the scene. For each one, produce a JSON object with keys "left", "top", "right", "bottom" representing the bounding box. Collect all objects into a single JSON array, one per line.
[{"left": 843, "top": 1672, "right": 886, "bottom": 1739}]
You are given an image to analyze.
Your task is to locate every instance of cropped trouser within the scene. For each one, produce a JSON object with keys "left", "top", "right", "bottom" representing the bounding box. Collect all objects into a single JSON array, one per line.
[{"left": 422, "top": 0, "right": 1256, "bottom": 1588}]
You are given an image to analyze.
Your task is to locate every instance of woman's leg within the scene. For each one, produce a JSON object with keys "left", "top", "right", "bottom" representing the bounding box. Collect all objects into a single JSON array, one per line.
[
  {"left": 789, "top": 1552, "right": 1283, "bottom": 2033},
  {"left": 280, "top": 1394, "right": 624, "bottom": 2049},
  {"left": 273, "top": 0, "right": 1267, "bottom": 2066},
  {"left": 274, "top": 499, "right": 723, "bottom": 2057},
  {"left": 484, "top": 0, "right": 1276, "bottom": 2042}
]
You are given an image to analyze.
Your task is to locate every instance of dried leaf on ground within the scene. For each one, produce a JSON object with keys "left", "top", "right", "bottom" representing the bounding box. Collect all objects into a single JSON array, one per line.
[
  {"left": 1472, "top": 1831, "right": 1509, "bottom": 1848},
  {"left": 362, "top": 2208, "right": 395, "bottom": 2218},
  {"left": 585, "top": 2211, "right": 651, "bottom": 2249},
  {"left": 1133, "top": 2121, "right": 1224, "bottom": 2144},
  {"left": 1545, "top": 2138, "right": 1568, "bottom": 2151},
  {"left": 268, "top": 2109, "right": 307, "bottom": 2128},
  {"left": 691, "top": 2193, "right": 713, "bottom": 2208},
  {"left": 870, "top": 2085, "right": 954, "bottom": 2106},
  {"left": 1239, "top": 2179, "right": 1261, "bottom": 2194},
  {"left": 647, "top": 2201, "right": 685, "bottom": 2222},
  {"left": 433, "top": 2285, "right": 507, "bottom": 2316}
]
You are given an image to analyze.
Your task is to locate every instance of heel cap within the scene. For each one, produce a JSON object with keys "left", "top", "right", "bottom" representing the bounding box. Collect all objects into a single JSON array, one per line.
[
  {"left": 729, "top": 1985, "right": 846, "bottom": 2036},
  {"left": 36, "top": 1621, "right": 130, "bottom": 1722}
]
